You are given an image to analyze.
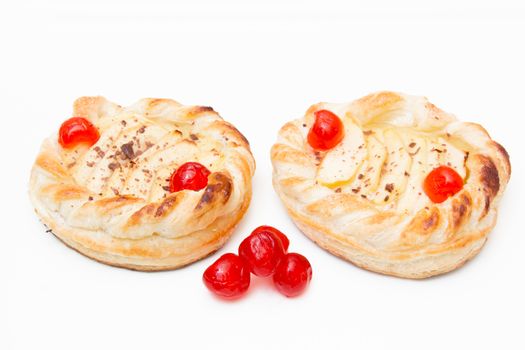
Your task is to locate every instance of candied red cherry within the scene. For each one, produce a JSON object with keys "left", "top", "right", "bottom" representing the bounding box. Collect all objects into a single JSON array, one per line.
[
  {"left": 307, "top": 109, "right": 344, "bottom": 151},
  {"left": 251, "top": 225, "right": 289, "bottom": 252},
  {"left": 273, "top": 253, "right": 312, "bottom": 297},
  {"left": 423, "top": 166, "right": 464, "bottom": 203},
  {"left": 238, "top": 230, "right": 285, "bottom": 277},
  {"left": 202, "top": 253, "right": 251, "bottom": 299},
  {"left": 169, "top": 162, "right": 211, "bottom": 192},
  {"left": 58, "top": 117, "right": 100, "bottom": 148}
]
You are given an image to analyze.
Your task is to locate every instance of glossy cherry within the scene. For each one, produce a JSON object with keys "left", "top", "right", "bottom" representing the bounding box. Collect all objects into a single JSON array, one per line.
[
  {"left": 58, "top": 117, "right": 100, "bottom": 148},
  {"left": 423, "top": 166, "right": 464, "bottom": 203},
  {"left": 202, "top": 253, "right": 251, "bottom": 299},
  {"left": 273, "top": 253, "right": 312, "bottom": 297},
  {"left": 238, "top": 230, "right": 286, "bottom": 277},
  {"left": 251, "top": 225, "right": 289, "bottom": 252},
  {"left": 307, "top": 109, "right": 344, "bottom": 151},
  {"left": 169, "top": 162, "right": 211, "bottom": 192}
]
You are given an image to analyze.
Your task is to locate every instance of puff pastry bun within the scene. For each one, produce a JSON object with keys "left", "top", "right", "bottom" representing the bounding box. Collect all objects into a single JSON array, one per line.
[
  {"left": 30, "top": 97, "right": 255, "bottom": 271},
  {"left": 271, "top": 92, "right": 510, "bottom": 278}
]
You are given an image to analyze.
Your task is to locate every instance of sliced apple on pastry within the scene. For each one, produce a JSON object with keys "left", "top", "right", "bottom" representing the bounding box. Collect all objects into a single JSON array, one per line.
[
  {"left": 347, "top": 133, "right": 387, "bottom": 196},
  {"left": 396, "top": 134, "right": 428, "bottom": 211},
  {"left": 371, "top": 129, "right": 412, "bottom": 204},
  {"left": 316, "top": 119, "right": 367, "bottom": 187}
]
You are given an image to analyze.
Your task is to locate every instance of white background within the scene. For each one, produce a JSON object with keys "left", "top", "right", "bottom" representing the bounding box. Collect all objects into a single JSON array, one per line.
[{"left": 2, "top": 1, "right": 524, "bottom": 349}]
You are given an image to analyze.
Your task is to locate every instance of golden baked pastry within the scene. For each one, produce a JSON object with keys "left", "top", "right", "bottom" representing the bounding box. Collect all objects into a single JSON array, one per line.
[
  {"left": 271, "top": 91, "right": 510, "bottom": 278},
  {"left": 30, "top": 97, "right": 255, "bottom": 271}
]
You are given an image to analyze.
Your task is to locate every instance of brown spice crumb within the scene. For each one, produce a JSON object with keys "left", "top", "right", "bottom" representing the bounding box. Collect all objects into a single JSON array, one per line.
[
  {"left": 93, "top": 146, "right": 105, "bottom": 158},
  {"left": 162, "top": 185, "right": 170, "bottom": 191},
  {"left": 120, "top": 141, "right": 135, "bottom": 159},
  {"left": 464, "top": 152, "right": 470, "bottom": 165},
  {"left": 409, "top": 147, "right": 421, "bottom": 156},
  {"left": 190, "top": 133, "right": 199, "bottom": 141},
  {"left": 404, "top": 171, "right": 410, "bottom": 177},
  {"left": 409, "top": 142, "right": 416, "bottom": 148},
  {"left": 361, "top": 194, "right": 367, "bottom": 199},
  {"left": 86, "top": 161, "right": 95, "bottom": 167},
  {"left": 385, "top": 183, "right": 394, "bottom": 192},
  {"left": 108, "top": 162, "right": 120, "bottom": 171},
  {"left": 384, "top": 195, "right": 389, "bottom": 202},
  {"left": 111, "top": 187, "right": 119, "bottom": 195},
  {"left": 351, "top": 188, "right": 360, "bottom": 194},
  {"left": 88, "top": 196, "right": 93, "bottom": 201},
  {"left": 137, "top": 125, "right": 146, "bottom": 134},
  {"left": 357, "top": 174, "right": 364, "bottom": 180},
  {"left": 334, "top": 188, "right": 342, "bottom": 193},
  {"left": 121, "top": 120, "right": 127, "bottom": 126}
]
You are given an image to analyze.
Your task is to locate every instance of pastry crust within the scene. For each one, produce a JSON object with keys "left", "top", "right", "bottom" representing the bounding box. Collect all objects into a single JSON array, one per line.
[
  {"left": 271, "top": 92, "right": 510, "bottom": 278},
  {"left": 30, "top": 97, "right": 255, "bottom": 271}
]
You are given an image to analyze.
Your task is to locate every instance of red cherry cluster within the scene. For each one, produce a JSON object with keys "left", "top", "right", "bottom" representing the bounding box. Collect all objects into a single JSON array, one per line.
[{"left": 203, "top": 226, "right": 312, "bottom": 299}]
